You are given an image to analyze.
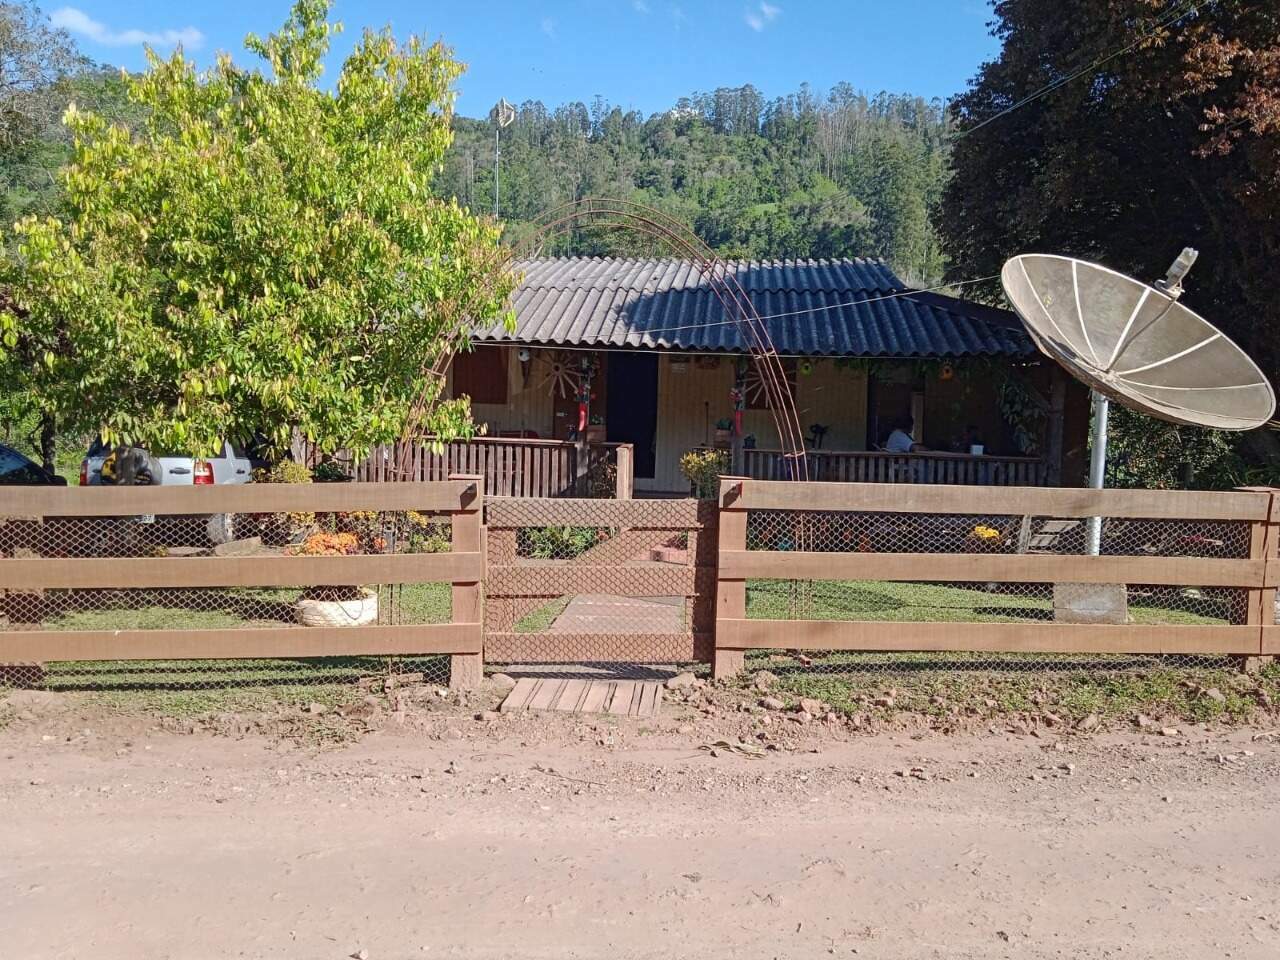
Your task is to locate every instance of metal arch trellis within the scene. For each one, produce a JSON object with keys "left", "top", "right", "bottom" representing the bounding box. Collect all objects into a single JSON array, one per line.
[{"left": 396, "top": 197, "right": 810, "bottom": 482}]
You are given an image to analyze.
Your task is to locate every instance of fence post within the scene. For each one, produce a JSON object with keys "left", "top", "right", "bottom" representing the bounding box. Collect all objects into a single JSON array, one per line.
[
  {"left": 713, "top": 476, "right": 748, "bottom": 679},
  {"left": 448, "top": 473, "right": 485, "bottom": 690},
  {"left": 1238, "top": 486, "right": 1278, "bottom": 674},
  {"left": 614, "top": 444, "right": 634, "bottom": 499}
]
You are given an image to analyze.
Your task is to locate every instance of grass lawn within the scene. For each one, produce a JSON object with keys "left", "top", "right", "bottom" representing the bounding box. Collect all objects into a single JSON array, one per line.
[
  {"left": 746, "top": 578, "right": 1229, "bottom": 626},
  {"left": 740, "top": 577, "right": 1266, "bottom": 723},
  {"left": 513, "top": 596, "right": 571, "bottom": 633},
  {"left": 38, "top": 582, "right": 452, "bottom": 632},
  {"left": 15, "top": 582, "right": 455, "bottom": 694}
]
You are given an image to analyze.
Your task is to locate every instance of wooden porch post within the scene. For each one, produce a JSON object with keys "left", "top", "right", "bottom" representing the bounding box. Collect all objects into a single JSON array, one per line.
[
  {"left": 448, "top": 474, "right": 485, "bottom": 690},
  {"left": 614, "top": 443, "right": 634, "bottom": 499},
  {"left": 1045, "top": 366, "right": 1067, "bottom": 486}
]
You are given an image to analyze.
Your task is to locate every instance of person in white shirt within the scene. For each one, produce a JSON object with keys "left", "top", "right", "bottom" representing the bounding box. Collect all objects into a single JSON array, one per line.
[{"left": 884, "top": 416, "right": 926, "bottom": 453}]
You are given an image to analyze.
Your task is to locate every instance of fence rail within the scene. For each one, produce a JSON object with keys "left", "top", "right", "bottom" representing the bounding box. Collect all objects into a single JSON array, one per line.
[
  {"left": 1, "top": 478, "right": 485, "bottom": 688},
  {"left": 713, "top": 477, "right": 1278, "bottom": 677},
  {"left": 741, "top": 448, "right": 1047, "bottom": 486}
]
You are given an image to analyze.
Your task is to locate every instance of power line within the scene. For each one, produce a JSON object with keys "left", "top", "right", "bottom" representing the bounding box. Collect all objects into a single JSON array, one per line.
[{"left": 954, "top": 0, "right": 1208, "bottom": 139}]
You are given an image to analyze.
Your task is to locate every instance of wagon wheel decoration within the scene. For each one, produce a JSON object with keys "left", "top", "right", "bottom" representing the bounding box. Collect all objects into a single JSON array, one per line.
[
  {"left": 742, "top": 358, "right": 793, "bottom": 409},
  {"left": 538, "top": 349, "right": 581, "bottom": 399}
]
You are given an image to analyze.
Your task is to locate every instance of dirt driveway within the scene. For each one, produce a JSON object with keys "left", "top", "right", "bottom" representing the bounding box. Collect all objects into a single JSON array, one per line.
[{"left": 3, "top": 698, "right": 1280, "bottom": 960}]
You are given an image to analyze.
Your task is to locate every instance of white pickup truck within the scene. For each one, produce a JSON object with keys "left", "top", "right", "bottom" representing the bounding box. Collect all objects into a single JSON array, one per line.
[
  {"left": 80, "top": 438, "right": 255, "bottom": 487},
  {"left": 79, "top": 439, "right": 258, "bottom": 544}
]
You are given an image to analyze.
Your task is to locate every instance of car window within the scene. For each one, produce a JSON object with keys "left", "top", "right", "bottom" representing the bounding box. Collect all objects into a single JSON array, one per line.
[{"left": 0, "top": 448, "right": 48, "bottom": 484}]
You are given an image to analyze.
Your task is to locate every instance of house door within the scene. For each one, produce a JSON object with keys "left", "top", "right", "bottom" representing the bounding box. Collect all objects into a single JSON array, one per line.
[
  {"left": 868, "top": 367, "right": 924, "bottom": 448},
  {"left": 606, "top": 352, "right": 658, "bottom": 479}
]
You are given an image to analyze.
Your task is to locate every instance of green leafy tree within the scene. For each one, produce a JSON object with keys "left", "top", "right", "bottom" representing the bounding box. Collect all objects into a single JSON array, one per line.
[
  {"left": 437, "top": 84, "right": 951, "bottom": 280},
  {"left": 0, "top": 0, "right": 514, "bottom": 459},
  {"left": 940, "top": 0, "right": 1280, "bottom": 479}
]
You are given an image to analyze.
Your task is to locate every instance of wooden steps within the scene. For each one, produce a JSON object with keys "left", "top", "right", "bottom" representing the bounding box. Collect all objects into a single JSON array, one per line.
[{"left": 499, "top": 678, "right": 663, "bottom": 717}]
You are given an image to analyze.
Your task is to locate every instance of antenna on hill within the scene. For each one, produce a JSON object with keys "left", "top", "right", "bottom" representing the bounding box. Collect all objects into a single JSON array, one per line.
[
  {"left": 1002, "top": 250, "right": 1275, "bottom": 554},
  {"left": 490, "top": 98, "right": 516, "bottom": 219}
]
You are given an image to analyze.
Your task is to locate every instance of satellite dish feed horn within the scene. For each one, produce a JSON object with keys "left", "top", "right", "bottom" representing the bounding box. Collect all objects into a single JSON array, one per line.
[{"left": 1001, "top": 251, "right": 1275, "bottom": 553}]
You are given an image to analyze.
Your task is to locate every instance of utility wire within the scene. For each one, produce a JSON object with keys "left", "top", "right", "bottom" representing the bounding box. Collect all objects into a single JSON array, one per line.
[
  {"left": 954, "top": 0, "right": 1208, "bottom": 139},
  {"left": 557, "top": 274, "right": 1003, "bottom": 340}
]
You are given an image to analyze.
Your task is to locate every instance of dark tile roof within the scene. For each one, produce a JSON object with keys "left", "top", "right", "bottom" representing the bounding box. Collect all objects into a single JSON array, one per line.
[{"left": 474, "top": 257, "right": 1034, "bottom": 358}]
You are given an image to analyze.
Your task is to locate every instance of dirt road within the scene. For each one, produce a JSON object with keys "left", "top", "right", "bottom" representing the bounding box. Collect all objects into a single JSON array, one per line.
[{"left": 4, "top": 703, "right": 1280, "bottom": 959}]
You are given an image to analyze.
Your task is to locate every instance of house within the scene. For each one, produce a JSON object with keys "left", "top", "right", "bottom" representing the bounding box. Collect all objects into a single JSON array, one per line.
[{"left": 447, "top": 257, "right": 1089, "bottom": 495}]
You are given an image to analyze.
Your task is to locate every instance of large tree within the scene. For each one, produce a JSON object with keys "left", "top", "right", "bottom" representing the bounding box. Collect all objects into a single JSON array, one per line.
[
  {"left": 940, "top": 0, "right": 1280, "bottom": 477},
  {"left": 0, "top": 0, "right": 514, "bottom": 460}
]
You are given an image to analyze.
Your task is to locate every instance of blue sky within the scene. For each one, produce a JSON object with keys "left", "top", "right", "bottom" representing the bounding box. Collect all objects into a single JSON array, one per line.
[{"left": 47, "top": 1, "right": 1000, "bottom": 117}]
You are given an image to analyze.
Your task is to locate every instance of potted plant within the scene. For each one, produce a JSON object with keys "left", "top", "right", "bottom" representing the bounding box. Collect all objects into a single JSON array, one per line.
[
  {"left": 290, "top": 531, "right": 379, "bottom": 627},
  {"left": 713, "top": 418, "right": 733, "bottom": 446},
  {"left": 680, "top": 448, "right": 731, "bottom": 499},
  {"left": 585, "top": 413, "right": 607, "bottom": 444}
]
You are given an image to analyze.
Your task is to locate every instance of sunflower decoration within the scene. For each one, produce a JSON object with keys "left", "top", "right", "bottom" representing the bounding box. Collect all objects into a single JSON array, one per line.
[{"left": 538, "top": 349, "right": 581, "bottom": 399}]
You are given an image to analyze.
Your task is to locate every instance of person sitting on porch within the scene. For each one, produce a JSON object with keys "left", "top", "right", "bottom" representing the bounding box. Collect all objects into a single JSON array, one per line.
[{"left": 885, "top": 416, "right": 927, "bottom": 453}]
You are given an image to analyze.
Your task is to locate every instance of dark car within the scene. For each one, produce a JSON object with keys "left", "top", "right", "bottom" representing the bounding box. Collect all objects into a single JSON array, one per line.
[{"left": 0, "top": 444, "right": 68, "bottom": 485}]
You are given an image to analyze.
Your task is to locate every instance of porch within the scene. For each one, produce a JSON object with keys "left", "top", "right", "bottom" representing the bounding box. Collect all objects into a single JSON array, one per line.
[{"left": 739, "top": 448, "right": 1048, "bottom": 486}]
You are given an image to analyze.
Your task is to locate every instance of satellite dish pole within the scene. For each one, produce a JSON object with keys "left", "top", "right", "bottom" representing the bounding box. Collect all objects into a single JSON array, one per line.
[
  {"left": 1085, "top": 249, "right": 1198, "bottom": 553},
  {"left": 490, "top": 97, "right": 516, "bottom": 219}
]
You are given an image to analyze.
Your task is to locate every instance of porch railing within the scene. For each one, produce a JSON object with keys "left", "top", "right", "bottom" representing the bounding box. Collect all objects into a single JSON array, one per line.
[
  {"left": 740, "top": 448, "right": 1047, "bottom": 486},
  {"left": 295, "top": 437, "right": 635, "bottom": 499}
]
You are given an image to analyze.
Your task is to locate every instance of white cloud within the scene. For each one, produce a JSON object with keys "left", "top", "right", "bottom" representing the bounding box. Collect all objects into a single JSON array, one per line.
[
  {"left": 50, "top": 7, "right": 204, "bottom": 49},
  {"left": 540, "top": 16, "right": 557, "bottom": 39},
  {"left": 745, "top": 1, "right": 781, "bottom": 31},
  {"left": 633, "top": 0, "right": 651, "bottom": 12}
]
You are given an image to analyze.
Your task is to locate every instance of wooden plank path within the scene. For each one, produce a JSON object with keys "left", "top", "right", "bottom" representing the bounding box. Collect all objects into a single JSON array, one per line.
[{"left": 500, "top": 678, "right": 663, "bottom": 717}]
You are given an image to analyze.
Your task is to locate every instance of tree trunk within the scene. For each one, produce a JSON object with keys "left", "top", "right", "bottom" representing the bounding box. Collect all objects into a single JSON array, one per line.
[{"left": 38, "top": 412, "right": 56, "bottom": 474}]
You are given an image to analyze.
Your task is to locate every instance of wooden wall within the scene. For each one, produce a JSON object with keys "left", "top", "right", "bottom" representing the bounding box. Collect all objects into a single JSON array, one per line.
[
  {"left": 448, "top": 347, "right": 556, "bottom": 438},
  {"left": 643, "top": 356, "right": 868, "bottom": 492}
]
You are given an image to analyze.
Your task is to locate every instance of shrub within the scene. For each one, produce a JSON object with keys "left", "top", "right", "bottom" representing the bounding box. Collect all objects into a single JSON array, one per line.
[
  {"left": 519, "top": 525, "right": 602, "bottom": 559},
  {"left": 680, "top": 448, "right": 731, "bottom": 499},
  {"left": 290, "top": 531, "right": 359, "bottom": 556}
]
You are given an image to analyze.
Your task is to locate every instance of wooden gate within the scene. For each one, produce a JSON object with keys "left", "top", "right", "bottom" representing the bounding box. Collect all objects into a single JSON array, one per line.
[{"left": 484, "top": 498, "right": 717, "bottom": 666}]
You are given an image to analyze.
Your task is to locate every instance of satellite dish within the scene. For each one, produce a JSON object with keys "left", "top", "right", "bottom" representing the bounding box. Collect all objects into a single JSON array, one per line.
[
  {"left": 1002, "top": 250, "right": 1275, "bottom": 555},
  {"left": 1001, "top": 252, "right": 1275, "bottom": 431}
]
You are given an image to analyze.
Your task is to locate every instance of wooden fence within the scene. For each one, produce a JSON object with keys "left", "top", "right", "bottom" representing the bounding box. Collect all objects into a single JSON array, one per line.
[
  {"left": 0, "top": 478, "right": 485, "bottom": 688},
  {"left": 741, "top": 448, "right": 1047, "bottom": 486},
  {"left": 295, "top": 436, "right": 634, "bottom": 499},
  {"left": 4, "top": 476, "right": 1278, "bottom": 690},
  {"left": 713, "top": 478, "right": 1278, "bottom": 676}
]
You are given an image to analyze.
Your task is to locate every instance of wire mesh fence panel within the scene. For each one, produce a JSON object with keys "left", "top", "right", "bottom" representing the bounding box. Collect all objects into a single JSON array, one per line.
[
  {"left": 484, "top": 497, "right": 716, "bottom": 678},
  {"left": 718, "top": 481, "right": 1277, "bottom": 680},
  {"left": 1, "top": 484, "right": 481, "bottom": 693}
]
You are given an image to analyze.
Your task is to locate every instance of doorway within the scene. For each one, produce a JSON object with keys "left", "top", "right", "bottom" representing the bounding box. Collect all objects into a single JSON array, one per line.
[
  {"left": 868, "top": 365, "right": 924, "bottom": 448},
  {"left": 606, "top": 352, "right": 658, "bottom": 479}
]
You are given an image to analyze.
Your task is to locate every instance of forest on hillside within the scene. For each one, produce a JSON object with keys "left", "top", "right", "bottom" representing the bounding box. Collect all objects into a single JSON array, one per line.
[{"left": 437, "top": 84, "right": 952, "bottom": 284}]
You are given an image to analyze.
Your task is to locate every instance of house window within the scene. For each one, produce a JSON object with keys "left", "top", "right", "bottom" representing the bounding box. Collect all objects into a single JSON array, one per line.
[
  {"left": 745, "top": 358, "right": 797, "bottom": 411},
  {"left": 452, "top": 346, "right": 508, "bottom": 405}
]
